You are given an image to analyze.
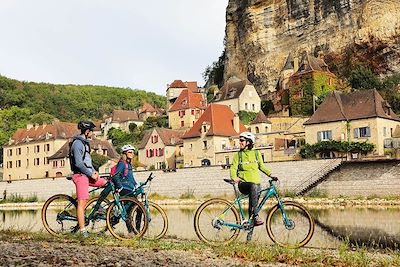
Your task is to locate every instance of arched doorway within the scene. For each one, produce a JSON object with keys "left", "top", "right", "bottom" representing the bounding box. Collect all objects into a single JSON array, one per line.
[{"left": 201, "top": 159, "right": 211, "bottom": 166}]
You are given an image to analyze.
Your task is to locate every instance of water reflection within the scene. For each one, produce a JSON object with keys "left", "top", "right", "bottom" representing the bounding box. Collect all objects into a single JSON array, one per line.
[{"left": 0, "top": 206, "right": 399, "bottom": 249}]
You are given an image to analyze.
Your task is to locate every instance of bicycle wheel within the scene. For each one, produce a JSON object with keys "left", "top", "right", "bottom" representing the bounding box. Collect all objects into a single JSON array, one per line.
[
  {"left": 144, "top": 201, "right": 168, "bottom": 240},
  {"left": 266, "top": 201, "right": 314, "bottom": 248},
  {"left": 194, "top": 198, "right": 241, "bottom": 246},
  {"left": 106, "top": 197, "right": 148, "bottom": 240},
  {"left": 84, "top": 197, "right": 111, "bottom": 234},
  {"left": 41, "top": 194, "right": 78, "bottom": 236}
]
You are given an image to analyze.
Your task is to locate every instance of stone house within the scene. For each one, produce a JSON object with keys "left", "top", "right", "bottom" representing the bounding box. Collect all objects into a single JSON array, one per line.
[
  {"left": 304, "top": 89, "right": 400, "bottom": 157},
  {"left": 48, "top": 138, "right": 118, "bottom": 177},
  {"left": 3, "top": 122, "right": 78, "bottom": 181},
  {"left": 166, "top": 80, "right": 199, "bottom": 108},
  {"left": 101, "top": 110, "right": 143, "bottom": 139},
  {"left": 168, "top": 89, "right": 207, "bottom": 130},
  {"left": 212, "top": 79, "right": 261, "bottom": 114},
  {"left": 138, "top": 128, "right": 185, "bottom": 170},
  {"left": 182, "top": 104, "right": 247, "bottom": 167},
  {"left": 287, "top": 53, "right": 336, "bottom": 115},
  {"left": 138, "top": 102, "right": 165, "bottom": 121}
]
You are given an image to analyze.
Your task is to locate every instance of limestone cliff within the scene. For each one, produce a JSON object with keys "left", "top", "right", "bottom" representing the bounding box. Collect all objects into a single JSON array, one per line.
[{"left": 224, "top": 0, "right": 400, "bottom": 93}]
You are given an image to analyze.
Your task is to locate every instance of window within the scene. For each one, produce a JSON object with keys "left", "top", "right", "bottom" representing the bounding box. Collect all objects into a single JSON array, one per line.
[
  {"left": 26, "top": 174, "right": 29, "bottom": 179},
  {"left": 202, "top": 125, "right": 207, "bottom": 133},
  {"left": 191, "top": 110, "right": 195, "bottom": 115},
  {"left": 203, "top": 140, "right": 208, "bottom": 149},
  {"left": 221, "top": 140, "right": 226, "bottom": 150},
  {"left": 26, "top": 147, "right": 29, "bottom": 154},
  {"left": 255, "top": 127, "right": 260, "bottom": 133},
  {"left": 317, "top": 130, "right": 332, "bottom": 141},
  {"left": 53, "top": 161, "right": 58, "bottom": 168},
  {"left": 34, "top": 145, "right": 40, "bottom": 153},
  {"left": 17, "top": 148, "right": 21, "bottom": 155},
  {"left": 245, "top": 103, "right": 248, "bottom": 110},
  {"left": 45, "top": 144, "right": 50, "bottom": 152},
  {"left": 159, "top": 148, "right": 164, "bottom": 156},
  {"left": 7, "top": 161, "right": 12, "bottom": 168},
  {"left": 383, "top": 127, "right": 387, "bottom": 137},
  {"left": 252, "top": 104, "right": 255, "bottom": 111},
  {"left": 354, "top": 127, "right": 371, "bottom": 138},
  {"left": 61, "top": 160, "right": 65, "bottom": 167},
  {"left": 190, "top": 144, "right": 193, "bottom": 150},
  {"left": 26, "top": 159, "right": 29, "bottom": 167},
  {"left": 151, "top": 135, "right": 158, "bottom": 144},
  {"left": 34, "top": 158, "right": 40, "bottom": 166},
  {"left": 180, "top": 121, "right": 184, "bottom": 127},
  {"left": 7, "top": 149, "right": 12, "bottom": 157}
]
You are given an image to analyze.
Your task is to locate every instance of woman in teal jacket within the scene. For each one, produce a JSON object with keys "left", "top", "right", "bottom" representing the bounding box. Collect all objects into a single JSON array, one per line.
[{"left": 230, "top": 132, "right": 272, "bottom": 226}]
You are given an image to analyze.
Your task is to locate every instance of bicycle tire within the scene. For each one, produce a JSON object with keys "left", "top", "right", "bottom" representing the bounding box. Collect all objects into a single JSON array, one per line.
[
  {"left": 84, "top": 197, "right": 111, "bottom": 234},
  {"left": 144, "top": 201, "right": 168, "bottom": 240},
  {"left": 194, "top": 198, "right": 241, "bottom": 246},
  {"left": 106, "top": 197, "right": 148, "bottom": 240},
  {"left": 41, "top": 194, "right": 78, "bottom": 236},
  {"left": 266, "top": 201, "right": 314, "bottom": 248}
]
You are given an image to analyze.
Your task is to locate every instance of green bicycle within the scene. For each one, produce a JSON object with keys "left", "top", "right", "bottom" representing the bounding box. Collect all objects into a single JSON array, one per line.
[{"left": 194, "top": 178, "right": 314, "bottom": 248}]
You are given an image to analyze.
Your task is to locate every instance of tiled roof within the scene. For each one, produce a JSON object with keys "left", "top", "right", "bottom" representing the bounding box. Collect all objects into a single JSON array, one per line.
[
  {"left": 251, "top": 111, "right": 272, "bottom": 124},
  {"left": 138, "top": 128, "right": 185, "bottom": 149},
  {"left": 48, "top": 138, "right": 118, "bottom": 160},
  {"left": 304, "top": 89, "right": 400, "bottom": 125},
  {"left": 8, "top": 122, "right": 78, "bottom": 145},
  {"left": 292, "top": 52, "right": 333, "bottom": 76},
  {"left": 140, "top": 102, "right": 157, "bottom": 113},
  {"left": 169, "top": 80, "right": 186, "bottom": 88},
  {"left": 183, "top": 104, "right": 247, "bottom": 139},
  {"left": 185, "top": 81, "right": 198, "bottom": 93},
  {"left": 112, "top": 110, "right": 140, "bottom": 122},
  {"left": 213, "top": 79, "right": 253, "bottom": 102},
  {"left": 169, "top": 89, "right": 206, "bottom": 112}
]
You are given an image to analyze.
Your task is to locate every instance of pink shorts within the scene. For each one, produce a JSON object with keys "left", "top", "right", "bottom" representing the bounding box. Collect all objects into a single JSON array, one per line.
[{"left": 72, "top": 173, "right": 107, "bottom": 200}]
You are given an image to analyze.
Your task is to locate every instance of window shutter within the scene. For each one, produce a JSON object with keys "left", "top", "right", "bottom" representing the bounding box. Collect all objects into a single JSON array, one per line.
[
  {"left": 317, "top": 132, "right": 321, "bottom": 142},
  {"left": 366, "top": 127, "right": 371, "bottom": 137},
  {"left": 354, "top": 129, "right": 359, "bottom": 138},
  {"left": 328, "top": 131, "right": 332, "bottom": 140},
  {"left": 146, "top": 149, "right": 148, "bottom": 158}
]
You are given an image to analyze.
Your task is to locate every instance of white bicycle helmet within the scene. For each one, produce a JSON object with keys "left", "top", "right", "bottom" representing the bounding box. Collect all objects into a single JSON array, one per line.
[
  {"left": 239, "top": 131, "right": 256, "bottom": 144},
  {"left": 121, "top": 144, "right": 135, "bottom": 153}
]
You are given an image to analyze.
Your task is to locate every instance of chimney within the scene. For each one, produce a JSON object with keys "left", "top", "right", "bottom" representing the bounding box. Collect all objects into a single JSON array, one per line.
[{"left": 233, "top": 114, "right": 240, "bottom": 133}]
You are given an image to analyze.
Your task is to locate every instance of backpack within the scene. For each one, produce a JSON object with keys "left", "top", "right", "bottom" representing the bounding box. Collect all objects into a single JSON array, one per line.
[
  {"left": 110, "top": 160, "right": 129, "bottom": 177},
  {"left": 238, "top": 150, "right": 260, "bottom": 170},
  {"left": 68, "top": 138, "right": 90, "bottom": 173}
]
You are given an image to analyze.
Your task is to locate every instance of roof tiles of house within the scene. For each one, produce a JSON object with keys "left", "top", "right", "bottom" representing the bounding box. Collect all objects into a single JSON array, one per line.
[
  {"left": 48, "top": 138, "right": 118, "bottom": 160},
  {"left": 138, "top": 128, "right": 185, "bottom": 149},
  {"left": 304, "top": 89, "right": 400, "bottom": 125},
  {"left": 169, "top": 80, "right": 187, "bottom": 88},
  {"left": 185, "top": 81, "right": 198, "bottom": 93},
  {"left": 213, "top": 79, "right": 253, "bottom": 102},
  {"left": 8, "top": 122, "right": 78, "bottom": 146},
  {"left": 112, "top": 110, "right": 140, "bottom": 122},
  {"left": 292, "top": 52, "right": 333, "bottom": 76},
  {"left": 251, "top": 111, "right": 272, "bottom": 125},
  {"left": 140, "top": 102, "right": 157, "bottom": 113},
  {"left": 169, "top": 89, "right": 206, "bottom": 112},
  {"left": 183, "top": 104, "right": 247, "bottom": 139}
]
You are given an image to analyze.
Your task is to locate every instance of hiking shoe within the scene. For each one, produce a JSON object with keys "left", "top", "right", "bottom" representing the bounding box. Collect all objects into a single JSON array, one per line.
[
  {"left": 80, "top": 230, "right": 89, "bottom": 238},
  {"left": 253, "top": 216, "right": 264, "bottom": 226}
]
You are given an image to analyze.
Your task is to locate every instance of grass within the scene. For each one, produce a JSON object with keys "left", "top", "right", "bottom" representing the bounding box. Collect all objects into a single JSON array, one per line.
[
  {"left": 179, "top": 188, "right": 195, "bottom": 199},
  {"left": 0, "top": 229, "right": 399, "bottom": 266},
  {"left": 0, "top": 193, "right": 38, "bottom": 204}
]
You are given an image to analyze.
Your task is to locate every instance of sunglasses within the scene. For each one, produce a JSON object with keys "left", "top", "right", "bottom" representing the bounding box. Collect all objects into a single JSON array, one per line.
[
  {"left": 239, "top": 139, "right": 247, "bottom": 142},
  {"left": 126, "top": 151, "right": 134, "bottom": 154}
]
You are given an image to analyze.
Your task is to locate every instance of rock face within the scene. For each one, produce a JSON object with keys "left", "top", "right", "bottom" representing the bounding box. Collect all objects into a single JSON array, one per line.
[{"left": 224, "top": 0, "right": 400, "bottom": 93}]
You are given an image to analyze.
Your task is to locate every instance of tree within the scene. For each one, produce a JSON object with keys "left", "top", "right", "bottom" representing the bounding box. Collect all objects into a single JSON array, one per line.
[
  {"left": 142, "top": 116, "right": 168, "bottom": 131},
  {"left": 349, "top": 66, "right": 381, "bottom": 90},
  {"left": 238, "top": 111, "right": 258, "bottom": 125},
  {"left": 203, "top": 50, "right": 225, "bottom": 88},
  {"left": 90, "top": 152, "right": 109, "bottom": 171},
  {"left": 261, "top": 100, "right": 274, "bottom": 115},
  {"left": 30, "top": 112, "right": 56, "bottom": 125}
]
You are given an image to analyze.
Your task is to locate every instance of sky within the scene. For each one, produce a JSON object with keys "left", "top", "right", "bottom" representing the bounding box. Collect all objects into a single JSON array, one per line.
[{"left": 0, "top": 0, "right": 228, "bottom": 96}]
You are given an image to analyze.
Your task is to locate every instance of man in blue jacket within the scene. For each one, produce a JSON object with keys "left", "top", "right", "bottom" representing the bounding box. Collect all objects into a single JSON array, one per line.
[{"left": 70, "top": 121, "right": 107, "bottom": 237}]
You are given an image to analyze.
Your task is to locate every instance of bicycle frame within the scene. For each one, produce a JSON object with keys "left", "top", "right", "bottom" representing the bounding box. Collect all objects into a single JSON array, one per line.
[{"left": 221, "top": 180, "right": 290, "bottom": 230}]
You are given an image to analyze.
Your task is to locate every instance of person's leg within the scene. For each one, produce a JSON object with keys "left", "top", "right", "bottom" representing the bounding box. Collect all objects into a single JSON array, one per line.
[
  {"left": 249, "top": 183, "right": 263, "bottom": 226},
  {"left": 72, "top": 174, "right": 90, "bottom": 233}
]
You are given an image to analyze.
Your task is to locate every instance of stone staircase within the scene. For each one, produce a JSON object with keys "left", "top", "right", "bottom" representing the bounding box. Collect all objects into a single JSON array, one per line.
[{"left": 293, "top": 158, "right": 343, "bottom": 196}]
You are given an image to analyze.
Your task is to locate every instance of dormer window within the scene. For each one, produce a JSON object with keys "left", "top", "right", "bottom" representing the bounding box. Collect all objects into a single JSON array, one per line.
[
  {"left": 182, "top": 99, "right": 187, "bottom": 107},
  {"left": 227, "top": 88, "right": 237, "bottom": 98}
]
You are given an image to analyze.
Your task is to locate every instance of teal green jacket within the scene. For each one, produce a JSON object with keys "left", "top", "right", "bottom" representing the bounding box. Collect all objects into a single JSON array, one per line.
[{"left": 229, "top": 149, "right": 271, "bottom": 184}]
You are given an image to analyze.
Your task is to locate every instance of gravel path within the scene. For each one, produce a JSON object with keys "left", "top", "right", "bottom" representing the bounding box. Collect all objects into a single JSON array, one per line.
[{"left": 0, "top": 239, "right": 290, "bottom": 267}]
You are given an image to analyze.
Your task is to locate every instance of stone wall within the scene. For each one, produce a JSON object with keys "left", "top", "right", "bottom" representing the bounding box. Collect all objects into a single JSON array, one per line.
[
  {"left": 315, "top": 160, "right": 400, "bottom": 197},
  {"left": 1, "top": 159, "right": 399, "bottom": 201}
]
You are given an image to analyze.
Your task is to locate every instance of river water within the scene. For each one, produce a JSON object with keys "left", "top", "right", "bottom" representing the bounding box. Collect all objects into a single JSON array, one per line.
[{"left": 1, "top": 205, "right": 399, "bottom": 249}]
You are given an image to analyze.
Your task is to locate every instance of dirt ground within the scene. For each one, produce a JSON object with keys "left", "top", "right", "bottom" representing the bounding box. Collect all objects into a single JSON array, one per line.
[{"left": 0, "top": 239, "right": 291, "bottom": 267}]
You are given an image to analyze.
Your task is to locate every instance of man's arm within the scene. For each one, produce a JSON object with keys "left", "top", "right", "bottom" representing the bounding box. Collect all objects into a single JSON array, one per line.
[{"left": 72, "top": 141, "right": 93, "bottom": 178}]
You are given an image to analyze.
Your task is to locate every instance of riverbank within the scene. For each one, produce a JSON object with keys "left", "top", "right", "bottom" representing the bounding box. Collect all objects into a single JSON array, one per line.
[
  {"left": 0, "top": 230, "right": 398, "bottom": 266},
  {"left": 1, "top": 196, "right": 400, "bottom": 210}
]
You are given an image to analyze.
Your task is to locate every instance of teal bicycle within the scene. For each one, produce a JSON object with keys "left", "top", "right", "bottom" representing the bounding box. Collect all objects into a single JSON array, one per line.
[
  {"left": 42, "top": 175, "right": 148, "bottom": 240},
  {"left": 84, "top": 172, "right": 168, "bottom": 240},
  {"left": 194, "top": 178, "right": 314, "bottom": 248}
]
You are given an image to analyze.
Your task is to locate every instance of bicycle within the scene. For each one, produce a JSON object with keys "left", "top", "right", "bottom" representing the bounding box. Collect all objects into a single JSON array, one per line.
[
  {"left": 193, "top": 177, "right": 315, "bottom": 248},
  {"left": 41, "top": 174, "right": 149, "bottom": 241},
  {"left": 84, "top": 172, "right": 168, "bottom": 240}
]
